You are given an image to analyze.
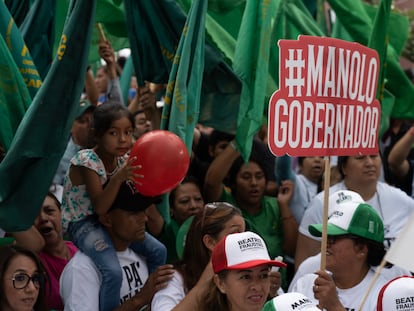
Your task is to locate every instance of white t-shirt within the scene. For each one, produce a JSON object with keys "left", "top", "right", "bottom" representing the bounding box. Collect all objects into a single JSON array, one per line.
[
  {"left": 60, "top": 249, "right": 148, "bottom": 311},
  {"left": 290, "top": 269, "right": 388, "bottom": 311},
  {"left": 289, "top": 253, "right": 411, "bottom": 293},
  {"left": 151, "top": 271, "right": 186, "bottom": 310},
  {"left": 299, "top": 181, "right": 414, "bottom": 249}
]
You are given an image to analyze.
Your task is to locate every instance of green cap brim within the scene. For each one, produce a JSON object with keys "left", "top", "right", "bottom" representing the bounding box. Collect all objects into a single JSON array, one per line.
[
  {"left": 0, "top": 237, "right": 15, "bottom": 246},
  {"left": 176, "top": 216, "right": 194, "bottom": 259},
  {"left": 308, "top": 223, "right": 349, "bottom": 237}
]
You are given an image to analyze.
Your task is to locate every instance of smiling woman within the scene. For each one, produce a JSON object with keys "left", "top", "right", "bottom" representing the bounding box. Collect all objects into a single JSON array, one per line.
[
  {"left": 201, "top": 231, "right": 286, "bottom": 311},
  {"left": 0, "top": 244, "right": 48, "bottom": 311},
  {"left": 12, "top": 192, "right": 78, "bottom": 311}
]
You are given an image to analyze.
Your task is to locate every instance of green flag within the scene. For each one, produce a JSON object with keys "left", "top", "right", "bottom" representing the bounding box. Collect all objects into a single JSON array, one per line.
[
  {"left": 4, "top": 0, "right": 34, "bottom": 26},
  {"left": 125, "top": 0, "right": 241, "bottom": 135},
  {"left": 367, "top": 0, "right": 392, "bottom": 138},
  {"left": 119, "top": 55, "right": 134, "bottom": 105},
  {"left": 124, "top": 0, "right": 185, "bottom": 86},
  {"left": 0, "top": 35, "right": 31, "bottom": 152},
  {"left": 161, "top": 0, "right": 207, "bottom": 153},
  {"left": 53, "top": 0, "right": 129, "bottom": 65},
  {"left": 232, "top": 0, "right": 277, "bottom": 160},
  {"left": 327, "top": 0, "right": 414, "bottom": 120},
  {"left": 20, "top": 0, "right": 56, "bottom": 80},
  {"left": 0, "top": 0, "right": 42, "bottom": 98},
  {"left": 0, "top": 0, "right": 96, "bottom": 232},
  {"left": 368, "top": 0, "right": 391, "bottom": 103}
]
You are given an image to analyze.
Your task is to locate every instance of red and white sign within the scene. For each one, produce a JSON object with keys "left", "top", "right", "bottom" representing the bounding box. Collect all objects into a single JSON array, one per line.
[{"left": 268, "top": 36, "right": 381, "bottom": 157}]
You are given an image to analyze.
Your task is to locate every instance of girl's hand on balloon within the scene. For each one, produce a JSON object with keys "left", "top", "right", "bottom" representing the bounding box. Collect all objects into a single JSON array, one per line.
[{"left": 114, "top": 157, "right": 143, "bottom": 184}]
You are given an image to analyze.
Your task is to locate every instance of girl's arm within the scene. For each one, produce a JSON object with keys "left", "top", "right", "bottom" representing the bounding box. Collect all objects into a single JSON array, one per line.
[{"left": 79, "top": 157, "right": 141, "bottom": 215}]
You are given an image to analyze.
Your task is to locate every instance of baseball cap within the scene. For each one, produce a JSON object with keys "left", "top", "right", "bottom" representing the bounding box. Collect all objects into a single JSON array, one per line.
[
  {"left": 76, "top": 99, "right": 95, "bottom": 118},
  {"left": 377, "top": 276, "right": 414, "bottom": 311},
  {"left": 211, "top": 231, "right": 286, "bottom": 274},
  {"left": 262, "top": 292, "right": 320, "bottom": 311},
  {"left": 327, "top": 190, "right": 364, "bottom": 212},
  {"left": 308, "top": 201, "right": 384, "bottom": 243},
  {"left": 108, "top": 181, "right": 162, "bottom": 213}
]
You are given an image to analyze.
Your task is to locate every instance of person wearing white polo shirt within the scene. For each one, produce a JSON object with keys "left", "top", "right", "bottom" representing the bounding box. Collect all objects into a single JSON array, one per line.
[{"left": 290, "top": 200, "right": 388, "bottom": 310}]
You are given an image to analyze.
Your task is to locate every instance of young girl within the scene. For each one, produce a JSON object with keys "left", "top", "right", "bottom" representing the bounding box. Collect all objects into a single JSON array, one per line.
[{"left": 61, "top": 102, "right": 166, "bottom": 311}]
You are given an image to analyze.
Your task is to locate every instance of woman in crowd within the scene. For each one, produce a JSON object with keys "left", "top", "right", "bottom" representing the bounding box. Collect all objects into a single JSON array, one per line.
[
  {"left": 295, "top": 154, "right": 414, "bottom": 270},
  {"left": 291, "top": 201, "right": 389, "bottom": 310},
  {"left": 204, "top": 141, "right": 295, "bottom": 290},
  {"left": 12, "top": 191, "right": 77, "bottom": 310},
  {"left": 151, "top": 202, "right": 246, "bottom": 310},
  {"left": 202, "top": 231, "right": 286, "bottom": 311},
  {"left": 147, "top": 176, "right": 205, "bottom": 264},
  {"left": 0, "top": 244, "right": 48, "bottom": 311}
]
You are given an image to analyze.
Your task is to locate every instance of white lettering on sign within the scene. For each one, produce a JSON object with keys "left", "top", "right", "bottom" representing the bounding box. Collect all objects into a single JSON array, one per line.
[{"left": 268, "top": 35, "right": 381, "bottom": 157}]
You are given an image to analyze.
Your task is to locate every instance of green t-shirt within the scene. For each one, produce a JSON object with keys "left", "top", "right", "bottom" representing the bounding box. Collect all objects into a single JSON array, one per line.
[{"left": 158, "top": 219, "right": 180, "bottom": 264}]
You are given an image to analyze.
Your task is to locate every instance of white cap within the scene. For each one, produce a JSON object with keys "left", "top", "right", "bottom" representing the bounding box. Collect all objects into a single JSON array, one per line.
[
  {"left": 262, "top": 292, "right": 320, "bottom": 311},
  {"left": 211, "top": 231, "right": 286, "bottom": 274},
  {"left": 377, "top": 276, "right": 414, "bottom": 311}
]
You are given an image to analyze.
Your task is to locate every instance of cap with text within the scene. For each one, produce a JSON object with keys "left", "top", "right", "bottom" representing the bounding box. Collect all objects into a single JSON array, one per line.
[
  {"left": 262, "top": 292, "right": 320, "bottom": 311},
  {"left": 211, "top": 231, "right": 286, "bottom": 274},
  {"left": 327, "top": 189, "right": 364, "bottom": 213},
  {"left": 377, "top": 276, "right": 414, "bottom": 311},
  {"left": 309, "top": 200, "right": 384, "bottom": 243}
]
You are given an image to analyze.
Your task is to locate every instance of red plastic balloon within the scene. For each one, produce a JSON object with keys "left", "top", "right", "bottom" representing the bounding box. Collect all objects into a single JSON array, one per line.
[{"left": 129, "top": 130, "right": 190, "bottom": 196}]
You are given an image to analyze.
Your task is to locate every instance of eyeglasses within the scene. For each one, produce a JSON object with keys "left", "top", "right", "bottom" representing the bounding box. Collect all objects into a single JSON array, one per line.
[
  {"left": 10, "top": 273, "right": 45, "bottom": 289},
  {"left": 327, "top": 235, "right": 359, "bottom": 245}
]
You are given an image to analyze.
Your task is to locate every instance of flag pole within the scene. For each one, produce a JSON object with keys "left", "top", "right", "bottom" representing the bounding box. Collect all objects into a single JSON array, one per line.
[
  {"left": 357, "top": 258, "right": 387, "bottom": 311},
  {"left": 96, "top": 23, "right": 107, "bottom": 41},
  {"left": 320, "top": 156, "right": 331, "bottom": 270}
]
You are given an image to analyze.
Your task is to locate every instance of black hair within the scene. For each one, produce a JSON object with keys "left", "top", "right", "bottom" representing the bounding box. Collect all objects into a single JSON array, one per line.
[
  {"left": 352, "top": 237, "right": 386, "bottom": 267},
  {"left": 169, "top": 175, "right": 202, "bottom": 209},
  {"left": 208, "top": 130, "right": 235, "bottom": 148},
  {"left": 0, "top": 245, "right": 48, "bottom": 311},
  {"left": 93, "top": 102, "right": 134, "bottom": 138},
  {"left": 337, "top": 156, "right": 349, "bottom": 179},
  {"left": 228, "top": 149, "right": 268, "bottom": 197},
  {"left": 132, "top": 109, "right": 146, "bottom": 118}
]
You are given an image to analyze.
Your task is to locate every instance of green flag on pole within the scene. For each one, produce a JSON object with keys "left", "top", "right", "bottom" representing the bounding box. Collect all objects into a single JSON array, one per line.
[
  {"left": 4, "top": 0, "right": 34, "bottom": 26},
  {"left": 232, "top": 0, "right": 277, "bottom": 160},
  {"left": 125, "top": 0, "right": 241, "bottom": 135},
  {"left": 161, "top": 0, "right": 207, "bottom": 153},
  {"left": 0, "top": 0, "right": 42, "bottom": 99},
  {"left": 0, "top": 35, "right": 31, "bottom": 152},
  {"left": 20, "top": 0, "right": 56, "bottom": 80},
  {"left": 327, "top": 0, "right": 414, "bottom": 121},
  {"left": 53, "top": 0, "right": 129, "bottom": 65},
  {"left": 367, "top": 0, "right": 392, "bottom": 138},
  {"left": 0, "top": 0, "right": 96, "bottom": 232},
  {"left": 367, "top": 0, "right": 391, "bottom": 102},
  {"left": 119, "top": 55, "right": 134, "bottom": 105},
  {"left": 124, "top": 0, "right": 185, "bottom": 86}
]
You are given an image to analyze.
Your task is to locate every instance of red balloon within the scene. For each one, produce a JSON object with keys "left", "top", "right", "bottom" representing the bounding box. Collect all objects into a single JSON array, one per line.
[{"left": 129, "top": 130, "right": 190, "bottom": 196}]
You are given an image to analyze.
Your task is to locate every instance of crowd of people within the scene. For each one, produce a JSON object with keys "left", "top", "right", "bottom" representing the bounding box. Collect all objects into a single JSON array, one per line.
[{"left": 2, "top": 36, "right": 414, "bottom": 311}]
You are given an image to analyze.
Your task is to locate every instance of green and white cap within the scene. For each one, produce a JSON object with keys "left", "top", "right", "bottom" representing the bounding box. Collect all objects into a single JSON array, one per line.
[
  {"left": 309, "top": 201, "right": 384, "bottom": 243},
  {"left": 262, "top": 293, "right": 320, "bottom": 311},
  {"left": 327, "top": 190, "right": 364, "bottom": 212}
]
